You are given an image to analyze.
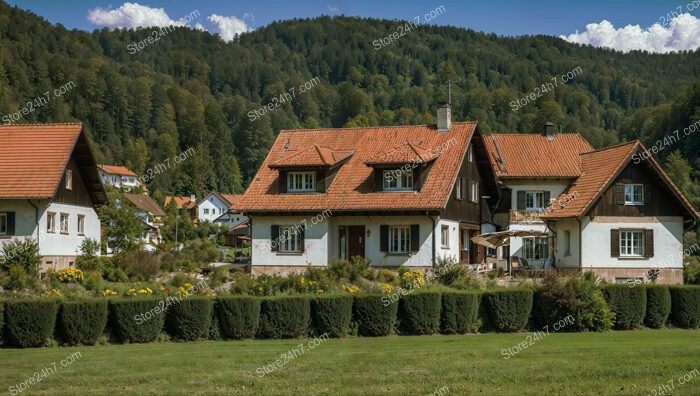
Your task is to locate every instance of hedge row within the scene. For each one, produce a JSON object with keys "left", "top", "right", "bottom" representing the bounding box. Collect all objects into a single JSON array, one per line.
[{"left": 1, "top": 286, "right": 698, "bottom": 348}]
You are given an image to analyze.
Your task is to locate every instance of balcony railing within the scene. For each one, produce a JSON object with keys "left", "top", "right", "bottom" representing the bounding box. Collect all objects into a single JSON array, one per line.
[{"left": 510, "top": 209, "right": 545, "bottom": 223}]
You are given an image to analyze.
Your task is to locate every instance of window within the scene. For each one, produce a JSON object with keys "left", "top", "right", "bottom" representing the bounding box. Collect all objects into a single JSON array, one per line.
[
  {"left": 338, "top": 226, "right": 347, "bottom": 260},
  {"left": 441, "top": 225, "right": 450, "bottom": 248},
  {"left": 60, "top": 213, "right": 69, "bottom": 234},
  {"left": 203, "top": 209, "right": 209, "bottom": 214},
  {"left": 620, "top": 230, "right": 644, "bottom": 257},
  {"left": 470, "top": 181, "right": 479, "bottom": 203},
  {"left": 525, "top": 192, "right": 546, "bottom": 210},
  {"left": 486, "top": 247, "right": 497, "bottom": 257},
  {"left": 564, "top": 230, "right": 571, "bottom": 256},
  {"left": 624, "top": 184, "right": 644, "bottom": 205},
  {"left": 467, "top": 144, "right": 473, "bottom": 162},
  {"left": 501, "top": 245, "right": 510, "bottom": 260},
  {"left": 383, "top": 169, "right": 413, "bottom": 191},
  {"left": 455, "top": 178, "right": 464, "bottom": 200},
  {"left": 389, "top": 225, "right": 410, "bottom": 254},
  {"left": 47, "top": 212, "right": 56, "bottom": 233},
  {"left": 279, "top": 226, "right": 302, "bottom": 253},
  {"left": 524, "top": 237, "right": 548, "bottom": 260},
  {"left": 287, "top": 171, "right": 315, "bottom": 192},
  {"left": 0, "top": 213, "right": 6, "bottom": 235},
  {"left": 77, "top": 215, "right": 85, "bottom": 235},
  {"left": 65, "top": 170, "right": 73, "bottom": 190}
]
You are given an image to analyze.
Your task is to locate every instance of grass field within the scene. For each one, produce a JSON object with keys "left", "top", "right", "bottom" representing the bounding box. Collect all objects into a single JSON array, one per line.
[{"left": 1, "top": 329, "right": 699, "bottom": 395}]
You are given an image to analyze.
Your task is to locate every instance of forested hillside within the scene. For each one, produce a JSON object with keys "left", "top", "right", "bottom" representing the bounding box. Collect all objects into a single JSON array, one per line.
[{"left": 0, "top": 1, "right": 698, "bottom": 201}]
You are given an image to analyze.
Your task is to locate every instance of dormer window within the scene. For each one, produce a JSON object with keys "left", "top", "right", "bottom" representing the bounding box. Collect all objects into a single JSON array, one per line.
[
  {"left": 383, "top": 169, "right": 413, "bottom": 191},
  {"left": 288, "top": 171, "right": 315, "bottom": 192}
]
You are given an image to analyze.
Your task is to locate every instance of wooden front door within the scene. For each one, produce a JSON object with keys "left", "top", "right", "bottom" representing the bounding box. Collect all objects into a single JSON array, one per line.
[
  {"left": 460, "top": 228, "right": 470, "bottom": 263},
  {"left": 347, "top": 226, "right": 365, "bottom": 259}
]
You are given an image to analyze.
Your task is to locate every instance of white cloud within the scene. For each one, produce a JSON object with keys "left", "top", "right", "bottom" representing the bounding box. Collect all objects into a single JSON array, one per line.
[
  {"left": 560, "top": 13, "right": 700, "bottom": 53},
  {"left": 327, "top": 5, "right": 340, "bottom": 14},
  {"left": 208, "top": 14, "right": 250, "bottom": 42},
  {"left": 243, "top": 12, "right": 256, "bottom": 22},
  {"left": 87, "top": 2, "right": 184, "bottom": 28}
]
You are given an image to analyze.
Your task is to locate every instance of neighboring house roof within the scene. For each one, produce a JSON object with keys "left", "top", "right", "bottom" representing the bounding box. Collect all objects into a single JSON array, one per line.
[
  {"left": 365, "top": 141, "right": 439, "bottom": 166},
  {"left": 237, "top": 122, "right": 478, "bottom": 212},
  {"left": 483, "top": 133, "right": 594, "bottom": 178},
  {"left": 165, "top": 196, "right": 196, "bottom": 209},
  {"left": 269, "top": 145, "right": 354, "bottom": 168},
  {"left": 219, "top": 193, "right": 242, "bottom": 209},
  {"left": 97, "top": 164, "right": 138, "bottom": 177},
  {"left": 122, "top": 193, "right": 166, "bottom": 217},
  {"left": 542, "top": 141, "right": 700, "bottom": 219},
  {"left": 0, "top": 123, "right": 107, "bottom": 204}
]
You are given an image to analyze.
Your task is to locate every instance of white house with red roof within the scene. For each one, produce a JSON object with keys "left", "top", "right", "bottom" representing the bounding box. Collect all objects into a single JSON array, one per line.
[
  {"left": 197, "top": 192, "right": 247, "bottom": 226},
  {"left": 97, "top": 164, "right": 142, "bottom": 192},
  {"left": 0, "top": 124, "right": 107, "bottom": 273},
  {"left": 237, "top": 106, "right": 500, "bottom": 274}
]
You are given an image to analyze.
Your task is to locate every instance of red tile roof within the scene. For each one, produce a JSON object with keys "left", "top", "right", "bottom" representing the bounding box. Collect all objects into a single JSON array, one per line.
[
  {"left": 237, "top": 123, "right": 477, "bottom": 212},
  {"left": 97, "top": 164, "right": 138, "bottom": 177},
  {"left": 365, "top": 141, "right": 439, "bottom": 166},
  {"left": 483, "top": 133, "right": 593, "bottom": 178},
  {"left": 165, "top": 196, "right": 196, "bottom": 209},
  {"left": 122, "top": 193, "right": 166, "bottom": 217},
  {"left": 0, "top": 123, "right": 92, "bottom": 199},
  {"left": 269, "top": 145, "right": 354, "bottom": 168},
  {"left": 219, "top": 193, "right": 242, "bottom": 209}
]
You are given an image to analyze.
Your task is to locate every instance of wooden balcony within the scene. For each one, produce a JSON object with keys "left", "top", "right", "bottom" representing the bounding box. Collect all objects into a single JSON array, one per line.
[{"left": 509, "top": 209, "right": 545, "bottom": 223}]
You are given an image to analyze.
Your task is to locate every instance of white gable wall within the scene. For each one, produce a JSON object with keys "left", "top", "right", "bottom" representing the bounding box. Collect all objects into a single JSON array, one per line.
[{"left": 198, "top": 194, "right": 229, "bottom": 223}]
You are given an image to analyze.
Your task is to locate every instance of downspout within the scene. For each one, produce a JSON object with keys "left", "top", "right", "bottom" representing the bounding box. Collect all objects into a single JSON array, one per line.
[
  {"left": 576, "top": 217, "right": 582, "bottom": 272},
  {"left": 428, "top": 211, "right": 437, "bottom": 267}
]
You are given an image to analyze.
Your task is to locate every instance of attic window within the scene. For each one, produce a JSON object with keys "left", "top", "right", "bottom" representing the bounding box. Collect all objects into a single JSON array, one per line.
[
  {"left": 624, "top": 184, "right": 644, "bottom": 205},
  {"left": 288, "top": 171, "right": 315, "bottom": 192},
  {"left": 65, "top": 170, "right": 73, "bottom": 190},
  {"left": 383, "top": 169, "right": 414, "bottom": 191}
]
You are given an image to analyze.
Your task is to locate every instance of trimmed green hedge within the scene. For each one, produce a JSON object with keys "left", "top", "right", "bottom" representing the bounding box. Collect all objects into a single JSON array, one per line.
[
  {"left": 397, "top": 292, "right": 441, "bottom": 335},
  {"left": 4, "top": 300, "right": 57, "bottom": 348},
  {"left": 57, "top": 300, "right": 108, "bottom": 345},
  {"left": 257, "top": 296, "right": 310, "bottom": 339},
  {"left": 311, "top": 294, "right": 353, "bottom": 337},
  {"left": 483, "top": 289, "right": 533, "bottom": 332},
  {"left": 669, "top": 286, "right": 700, "bottom": 329},
  {"left": 165, "top": 298, "right": 213, "bottom": 341},
  {"left": 602, "top": 285, "right": 646, "bottom": 330},
  {"left": 441, "top": 291, "right": 480, "bottom": 334},
  {"left": 109, "top": 299, "right": 165, "bottom": 343},
  {"left": 0, "top": 300, "right": 4, "bottom": 345},
  {"left": 216, "top": 296, "right": 260, "bottom": 339},
  {"left": 644, "top": 285, "right": 671, "bottom": 329},
  {"left": 353, "top": 295, "right": 398, "bottom": 336}
]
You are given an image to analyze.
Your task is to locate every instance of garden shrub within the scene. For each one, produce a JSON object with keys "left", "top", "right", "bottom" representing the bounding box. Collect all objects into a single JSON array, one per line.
[
  {"left": 208, "top": 308, "right": 222, "bottom": 340},
  {"left": 311, "top": 294, "right": 353, "bottom": 337},
  {"left": 533, "top": 276, "right": 614, "bottom": 332},
  {"left": 109, "top": 299, "right": 165, "bottom": 343},
  {"left": 257, "top": 296, "right": 310, "bottom": 339},
  {"left": 397, "top": 291, "right": 441, "bottom": 335},
  {"left": 483, "top": 289, "right": 533, "bottom": 332},
  {"left": 352, "top": 295, "right": 398, "bottom": 336},
  {"left": 4, "top": 300, "right": 58, "bottom": 347},
  {"left": 602, "top": 284, "right": 646, "bottom": 330},
  {"left": 216, "top": 296, "right": 261, "bottom": 339},
  {"left": 440, "top": 291, "right": 481, "bottom": 334},
  {"left": 644, "top": 285, "right": 672, "bottom": 328},
  {"left": 0, "top": 299, "right": 5, "bottom": 345},
  {"left": 165, "top": 297, "right": 213, "bottom": 341},
  {"left": 669, "top": 286, "right": 700, "bottom": 329},
  {"left": 57, "top": 300, "right": 108, "bottom": 345},
  {"left": 115, "top": 251, "right": 160, "bottom": 281}
]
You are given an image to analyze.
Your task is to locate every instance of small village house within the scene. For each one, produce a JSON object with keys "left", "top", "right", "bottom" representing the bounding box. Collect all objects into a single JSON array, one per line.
[{"left": 97, "top": 164, "right": 144, "bottom": 193}]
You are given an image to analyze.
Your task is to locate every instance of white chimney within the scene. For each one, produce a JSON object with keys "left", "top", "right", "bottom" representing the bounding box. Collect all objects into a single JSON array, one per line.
[
  {"left": 437, "top": 104, "right": 452, "bottom": 132},
  {"left": 190, "top": 194, "right": 196, "bottom": 202}
]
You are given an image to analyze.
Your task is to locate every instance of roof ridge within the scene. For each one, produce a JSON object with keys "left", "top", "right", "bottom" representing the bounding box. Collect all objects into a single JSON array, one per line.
[
  {"left": 0, "top": 123, "right": 82, "bottom": 127},
  {"left": 279, "top": 121, "right": 477, "bottom": 133},
  {"left": 580, "top": 140, "right": 639, "bottom": 156}
]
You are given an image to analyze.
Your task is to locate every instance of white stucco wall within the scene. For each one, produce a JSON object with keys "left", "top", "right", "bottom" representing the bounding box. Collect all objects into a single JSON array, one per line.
[
  {"left": 251, "top": 215, "right": 330, "bottom": 267},
  {"left": 214, "top": 212, "right": 248, "bottom": 228},
  {"left": 197, "top": 194, "right": 229, "bottom": 223},
  {"left": 507, "top": 222, "right": 549, "bottom": 259},
  {"left": 507, "top": 179, "right": 570, "bottom": 210},
  {"left": 581, "top": 216, "right": 684, "bottom": 270},
  {"left": 549, "top": 218, "right": 580, "bottom": 268}
]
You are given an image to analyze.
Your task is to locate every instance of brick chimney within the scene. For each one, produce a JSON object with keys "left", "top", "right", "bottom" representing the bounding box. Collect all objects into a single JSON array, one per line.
[{"left": 437, "top": 103, "right": 452, "bottom": 132}]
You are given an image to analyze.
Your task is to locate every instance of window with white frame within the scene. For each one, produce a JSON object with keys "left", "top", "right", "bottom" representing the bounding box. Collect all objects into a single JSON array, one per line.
[
  {"left": 0, "top": 213, "right": 7, "bottom": 235},
  {"left": 525, "top": 192, "right": 546, "bottom": 210},
  {"left": 624, "top": 184, "right": 644, "bottom": 205},
  {"left": 455, "top": 178, "right": 464, "bottom": 200},
  {"left": 470, "top": 181, "right": 479, "bottom": 203},
  {"left": 65, "top": 170, "right": 73, "bottom": 190},
  {"left": 47, "top": 212, "right": 56, "bottom": 233},
  {"left": 287, "top": 171, "right": 315, "bottom": 192},
  {"left": 77, "top": 215, "right": 85, "bottom": 235},
  {"left": 383, "top": 169, "right": 413, "bottom": 191},
  {"left": 524, "top": 237, "right": 548, "bottom": 260},
  {"left": 60, "top": 213, "right": 69, "bottom": 234},
  {"left": 467, "top": 144, "right": 473, "bottom": 162},
  {"left": 279, "top": 226, "right": 302, "bottom": 253},
  {"left": 620, "top": 230, "right": 644, "bottom": 256},
  {"left": 389, "top": 225, "right": 410, "bottom": 253},
  {"left": 441, "top": 225, "right": 450, "bottom": 248},
  {"left": 203, "top": 208, "right": 209, "bottom": 214}
]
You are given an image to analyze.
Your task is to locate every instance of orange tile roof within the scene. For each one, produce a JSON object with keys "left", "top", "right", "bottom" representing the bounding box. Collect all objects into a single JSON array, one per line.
[
  {"left": 165, "top": 196, "right": 196, "bottom": 209},
  {"left": 237, "top": 123, "right": 477, "bottom": 212},
  {"left": 365, "top": 141, "right": 439, "bottom": 166},
  {"left": 542, "top": 141, "right": 699, "bottom": 219},
  {"left": 122, "top": 193, "right": 166, "bottom": 217},
  {"left": 219, "top": 193, "right": 242, "bottom": 209},
  {"left": 483, "top": 133, "right": 593, "bottom": 178},
  {"left": 0, "top": 123, "right": 84, "bottom": 199},
  {"left": 269, "top": 145, "right": 354, "bottom": 168},
  {"left": 98, "top": 164, "right": 138, "bottom": 177}
]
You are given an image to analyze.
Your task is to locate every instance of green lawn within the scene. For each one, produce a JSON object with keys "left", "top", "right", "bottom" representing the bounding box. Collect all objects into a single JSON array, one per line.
[{"left": 1, "top": 330, "right": 699, "bottom": 395}]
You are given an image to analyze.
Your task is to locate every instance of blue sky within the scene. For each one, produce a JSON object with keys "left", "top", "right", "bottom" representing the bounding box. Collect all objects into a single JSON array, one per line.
[{"left": 7, "top": 0, "right": 700, "bottom": 52}]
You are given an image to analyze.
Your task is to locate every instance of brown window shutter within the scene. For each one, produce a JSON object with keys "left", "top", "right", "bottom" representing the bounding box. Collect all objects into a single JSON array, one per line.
[
  {"left": 279, "top": 172, "right": 287, "bottom": 193},
  {"left": 644, "top": 229, "right": 654, "bottom": 257},
  {"left": 380, "top": 225, "right": 388, "bottom": 252},
  {"left": 644, "top": 185, "right": 653, "bottom": 205},
  {"left": 461, "top": 177, "right": 466, "bottom": 199},
  {"left": 610, "top": 229, "right": 619, "bottom": 257},
  {"left": 270, "top": 225, "right": 280, "bottom": 251},
  {"left": 375, "top": 169, "right": 383, "bottom": 192},
  {"left": 543, "top": 191, "right": 551, "bottom": 207},
  {"left": 517, "top": 191, "right": 526, "bottom": 210},
  {"left": 316, "top": 170, "right": 325, "bottom": 193},
  {"left": 299, "top": 225, "right": 305, "bottom": 252},
  {"left": 7, "top": 212, "right": 15, "bottom": 235},
  {"left": 615, "top": 183, "right": 625, "bottom": 205},
  {"left": 410, "top": 224, "right": 420, "bottom": 251},
  {"left": 412, "top": 166, "right": 420, "bottom": 190}
]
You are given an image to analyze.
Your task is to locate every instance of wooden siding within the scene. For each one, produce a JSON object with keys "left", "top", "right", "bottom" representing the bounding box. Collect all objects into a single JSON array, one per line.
[
  {"left": 443, "top": 145, "right": 483, "bottom": 223},
  {"left": 54, "top": 158, "right": 94, "bottom": 207}
]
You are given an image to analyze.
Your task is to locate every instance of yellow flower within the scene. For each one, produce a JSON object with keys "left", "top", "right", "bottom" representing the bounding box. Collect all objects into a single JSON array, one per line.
[
  {"left": 381, "top": 283, "right": 394, "bottom": 294},
  {"left": 299, "top": 277, "right": 306, "bottom": 285},
  {"left": 316, "top": 289, "right": 324, "bottom": 294},
  {"left": 101, "top": 289, "right": 117, "bottom": 296},
  {"left": 44, "top": 288, "right": 62, "bottom": 296},
  {"left": 159, "top": 285, "right": 166, "bottom": 291}
]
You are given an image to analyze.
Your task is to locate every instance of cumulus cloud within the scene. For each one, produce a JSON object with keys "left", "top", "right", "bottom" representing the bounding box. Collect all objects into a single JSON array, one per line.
[
  {"left": 208, "top": 14, "right": 250, "bottom": 42},
  {"left": 560, "top": 13, "right": 700, "bottom": 53},
  {"left": 87, "top": 2, "right": 185, "bottom": 28},
  {"left": 327, "top": 5, "right": 340, "bottom": 14}
]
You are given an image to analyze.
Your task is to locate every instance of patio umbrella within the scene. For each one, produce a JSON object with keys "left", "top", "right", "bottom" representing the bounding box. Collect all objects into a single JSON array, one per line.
[{"left": 471, "top": 230, "right": 549, "bottom": 276}]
